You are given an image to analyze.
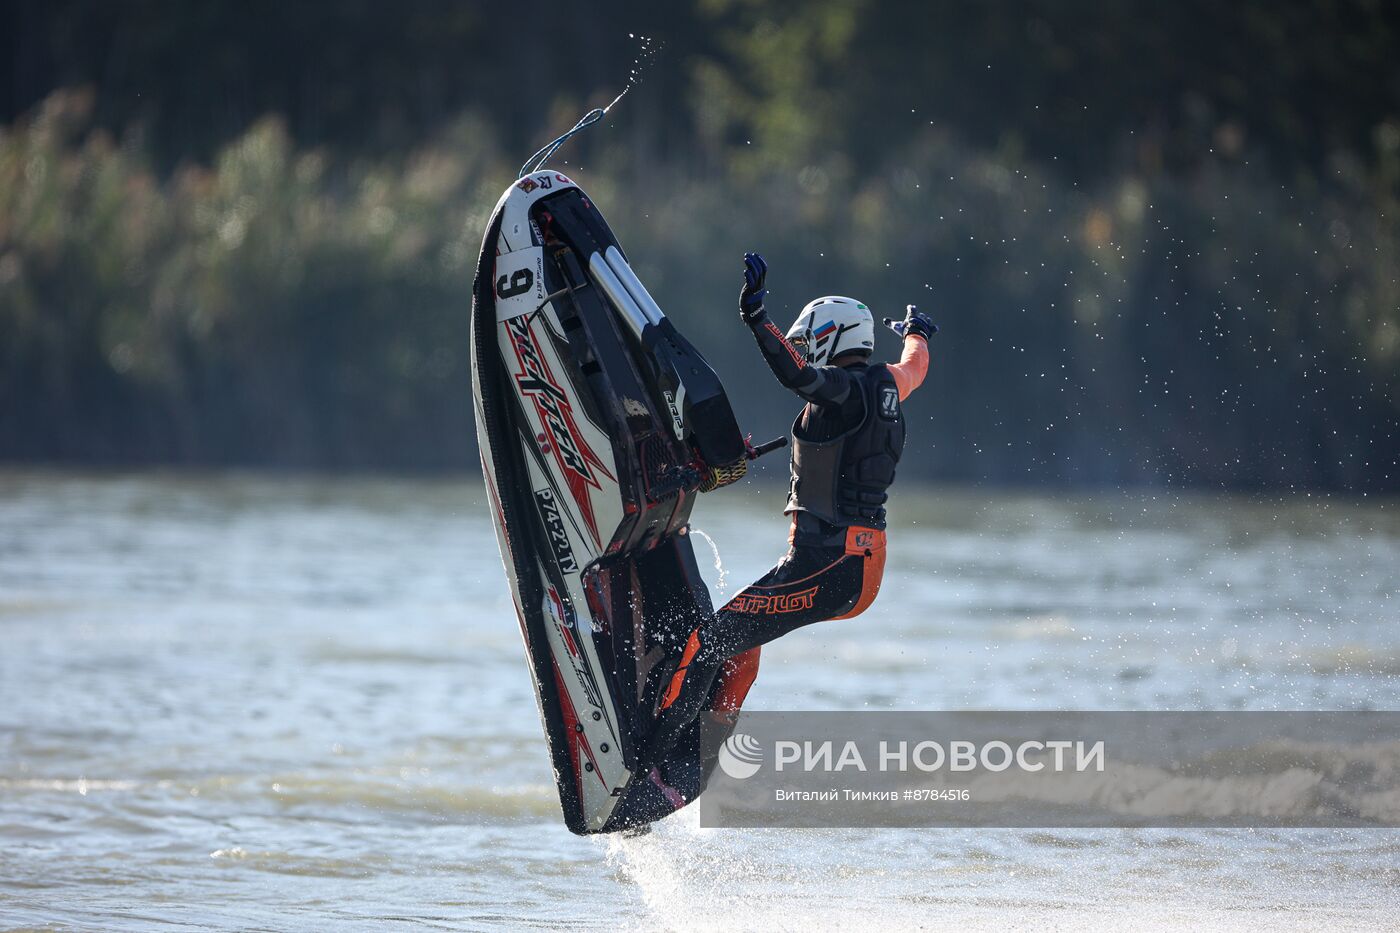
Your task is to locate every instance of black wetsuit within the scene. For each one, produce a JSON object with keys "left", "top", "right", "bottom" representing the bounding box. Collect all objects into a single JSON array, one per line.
[{"left": 645, "top": 309, "right": 911, "bottom": 766}]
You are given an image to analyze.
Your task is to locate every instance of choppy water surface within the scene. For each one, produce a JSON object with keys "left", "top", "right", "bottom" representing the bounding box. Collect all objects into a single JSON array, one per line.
[{"left": 1, "top": 471, "right": 1398, "bottom": 931}]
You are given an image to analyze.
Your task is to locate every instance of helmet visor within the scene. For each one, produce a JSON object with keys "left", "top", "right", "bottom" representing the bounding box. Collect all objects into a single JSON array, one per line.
[{"left": 786, "top": 311, "right": 815, "bottom": 362}]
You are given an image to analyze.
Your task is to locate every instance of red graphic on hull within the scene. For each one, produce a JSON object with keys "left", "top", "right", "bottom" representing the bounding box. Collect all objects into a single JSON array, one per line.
[
  {"left": 553, "top": 661, "right": 609, "bottom": 795},
  {"left": 505, "top": 314, "right": 614, "bottom": 546}
]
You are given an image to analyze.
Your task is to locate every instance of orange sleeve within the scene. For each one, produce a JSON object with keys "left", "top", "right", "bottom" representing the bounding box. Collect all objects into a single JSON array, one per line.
[{"left": 887, "top": 335, "right": 929, "bottom": 401}]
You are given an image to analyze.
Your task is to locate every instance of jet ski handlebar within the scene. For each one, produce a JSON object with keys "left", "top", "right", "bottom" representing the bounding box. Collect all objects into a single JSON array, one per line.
[
  {"left": 646, "top": 435, "right": 788, "bottom": 503},
  {"left": 746, "top": 435, "right": 788, "bottom": 460}
]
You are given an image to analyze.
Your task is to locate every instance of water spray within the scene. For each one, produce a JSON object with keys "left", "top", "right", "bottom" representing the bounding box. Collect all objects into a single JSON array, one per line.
[
  {"left": 517, "top": 34, "right": 660, "bottom": 178},
  {"left": 689, "top": 528, "right": 728, "bottom": 599}
]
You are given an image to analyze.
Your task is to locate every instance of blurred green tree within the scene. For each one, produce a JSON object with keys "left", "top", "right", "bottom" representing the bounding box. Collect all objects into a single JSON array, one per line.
[{"left": 1, "top": 0, "right": 1396, "bottom": 488}]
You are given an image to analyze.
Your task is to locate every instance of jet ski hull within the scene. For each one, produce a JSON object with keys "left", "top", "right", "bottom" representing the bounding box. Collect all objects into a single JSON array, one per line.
[{"left": 471, "top": 170, "right": 753, "bottom": 833}]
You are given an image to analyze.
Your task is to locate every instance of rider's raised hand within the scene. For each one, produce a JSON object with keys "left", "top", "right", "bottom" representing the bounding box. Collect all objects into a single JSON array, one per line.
[
  {"left": 739, "top": 252, "right": 768, "bottom": 322},
  {"left": 883, "top": 304, "right": 937, "bottom": 341}
]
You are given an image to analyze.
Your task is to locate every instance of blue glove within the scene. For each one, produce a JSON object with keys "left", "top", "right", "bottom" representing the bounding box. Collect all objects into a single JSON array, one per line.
[
  {"left": 883, "top": 304, "right": 937, "bottom": 341},
  {"left": 740, "top": 252, "right": 767, "bottom": 322}
]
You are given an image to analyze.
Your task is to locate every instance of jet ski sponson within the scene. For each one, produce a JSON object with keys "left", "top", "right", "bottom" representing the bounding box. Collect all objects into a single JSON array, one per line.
[{"left": 470, "top": 169, "right": 761, "bottom": 833}]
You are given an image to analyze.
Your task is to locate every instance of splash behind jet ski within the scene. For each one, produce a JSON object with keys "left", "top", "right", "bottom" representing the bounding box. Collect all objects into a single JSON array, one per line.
[{"left": 471, "top": 168, "right": 781, "bottom": 833}]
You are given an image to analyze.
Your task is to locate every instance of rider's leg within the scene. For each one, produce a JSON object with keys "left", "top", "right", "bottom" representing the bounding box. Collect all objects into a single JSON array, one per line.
[{"left": 642, "top": 536, "right": 883, "bottom": 768}]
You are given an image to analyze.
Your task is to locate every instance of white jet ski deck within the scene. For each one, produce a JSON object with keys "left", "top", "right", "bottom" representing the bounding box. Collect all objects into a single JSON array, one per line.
[{"left": 471, "top": 169, "right": 779, "bottom": 834}]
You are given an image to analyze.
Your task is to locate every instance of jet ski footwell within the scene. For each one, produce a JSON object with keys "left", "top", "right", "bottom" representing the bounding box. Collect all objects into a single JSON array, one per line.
[{"left": 471, "top": 170, "right": 759, "bottom": 834}]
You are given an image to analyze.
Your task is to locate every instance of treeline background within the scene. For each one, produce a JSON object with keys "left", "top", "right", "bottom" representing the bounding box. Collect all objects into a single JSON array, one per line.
[{"left": 2, "top": 0, "right": 1397, "bottom": 490}]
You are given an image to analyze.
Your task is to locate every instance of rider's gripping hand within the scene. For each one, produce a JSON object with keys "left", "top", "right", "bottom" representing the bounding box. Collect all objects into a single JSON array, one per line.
[
  {"left": 882, "top": 304, "right": 937, "bottom": 341},
  {"left": 740, "top": 252, "right": 768, "bottom": 323}
]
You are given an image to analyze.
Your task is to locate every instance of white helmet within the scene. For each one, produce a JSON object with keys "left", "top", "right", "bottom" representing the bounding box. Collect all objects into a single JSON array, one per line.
[{"left": 786, "top": 296, "right": 875, "bottom": 367}]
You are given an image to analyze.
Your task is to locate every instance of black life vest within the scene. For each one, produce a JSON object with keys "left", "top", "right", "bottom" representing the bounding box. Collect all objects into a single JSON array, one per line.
[{"left": 787, "top": 363, "right": 905, "bottom": 528}]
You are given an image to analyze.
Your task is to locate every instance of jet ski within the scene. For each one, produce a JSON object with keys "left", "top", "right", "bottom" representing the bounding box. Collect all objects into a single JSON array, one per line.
[{"left": 471, "top": 168, "right": 781, "bottom": 834}]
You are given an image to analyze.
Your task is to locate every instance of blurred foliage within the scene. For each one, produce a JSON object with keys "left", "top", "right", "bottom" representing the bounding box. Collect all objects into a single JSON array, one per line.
[
  {"left": 0, "top": 91, "right": 503, "bottom": 467},
  {"left": 1, "top": 0, "right": 1398, "bottom": 488}
]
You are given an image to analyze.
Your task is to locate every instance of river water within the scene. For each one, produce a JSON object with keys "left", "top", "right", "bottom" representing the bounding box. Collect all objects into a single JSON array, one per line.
[{"left": 1, "top": 471, "right": 1397, "bottom": 930}]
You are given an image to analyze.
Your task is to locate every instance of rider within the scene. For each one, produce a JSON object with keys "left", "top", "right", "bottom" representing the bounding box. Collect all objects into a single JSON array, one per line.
[{"left": 645, "top": 252, "right": 935, "bottom": 780}]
